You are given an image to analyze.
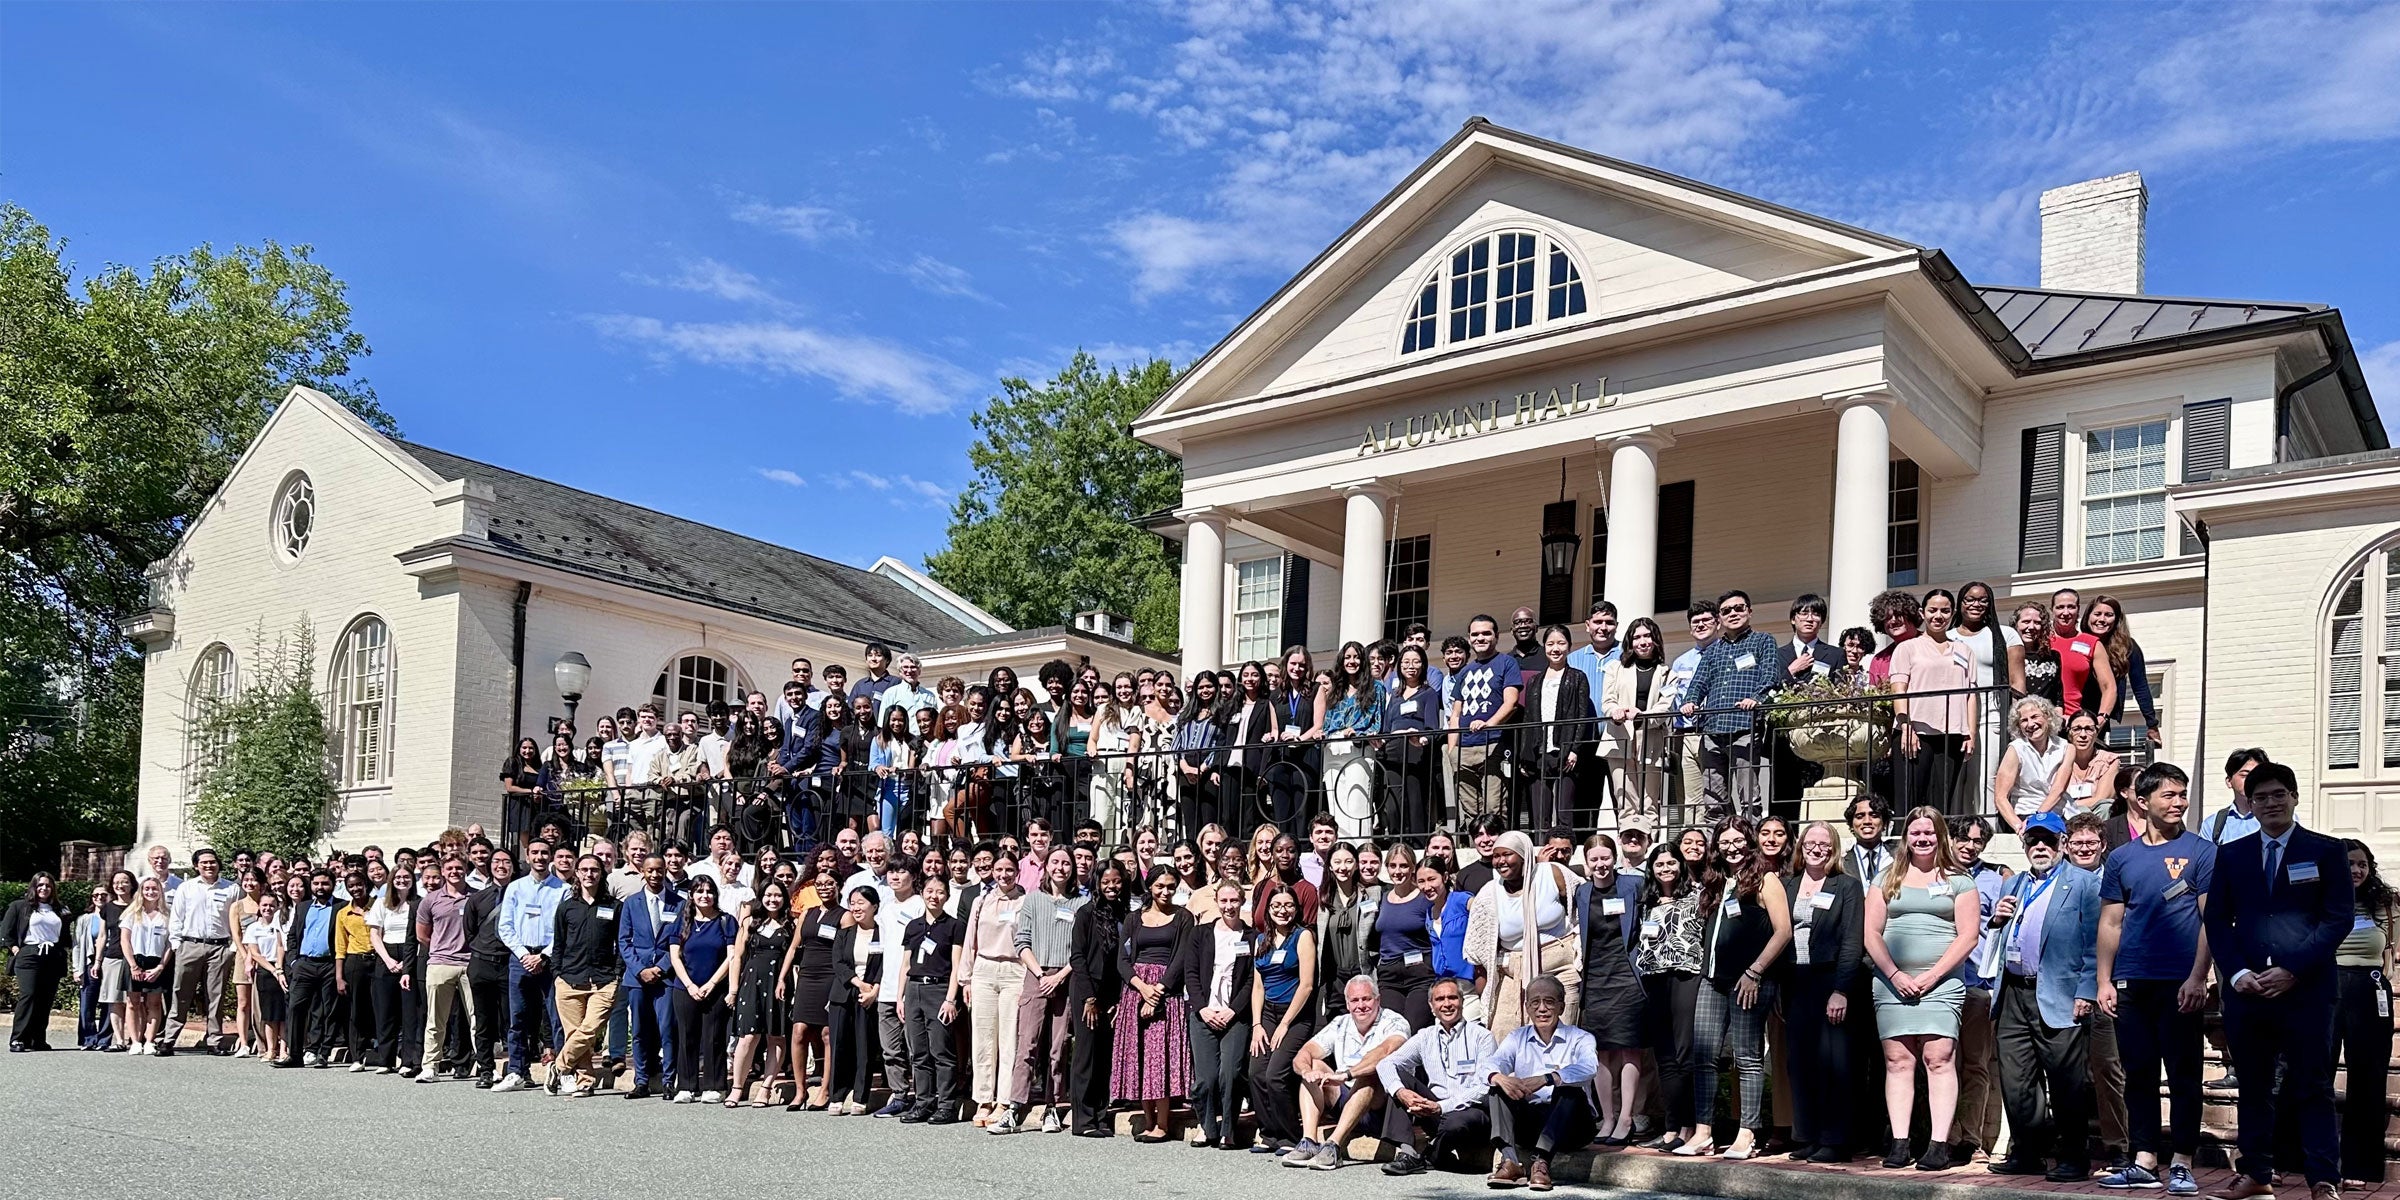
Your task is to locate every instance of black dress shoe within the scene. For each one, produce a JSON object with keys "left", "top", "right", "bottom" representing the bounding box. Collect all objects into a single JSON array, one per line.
[
  {"left": 1809, "top": 1145, "right": 1849, "bottom": 1164},
  {"left": 2046, "top": 1163, "right": 2090, "bottom": 1183},
  {"left": 1916, "top": 1142, "right": 1954, "bottom": 1172},
  {"left": 1882, "top": 1139, "right": 1915, "bottom": 1169},
  {"left": 153, "top": 1045, "right": 175, "bottom": 1058},
  {"left": 899, "top": 1106, "right": 932, "bottom": 1124},
  {"left": 926, "top": 1111, "right": 959, "bottom": 1125},
  {"left": 1383, "top": 1152, "right": 1430, "bottom": 1176},
  {"left": 1787, "top": 1143, "right": 1819, "bottom": 1161},
  {"left": 624, "top": 1084, "right": 652, "bottom": 1101},
  {"left": 1991, "top": 1157, "right": 2049, "bottom": 1175}
]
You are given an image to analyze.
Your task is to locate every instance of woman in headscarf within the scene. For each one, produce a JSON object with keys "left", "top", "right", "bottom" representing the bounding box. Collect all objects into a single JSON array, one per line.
[{"left": 1462, "top": 829, "right": 1582, "bottom": 1039}]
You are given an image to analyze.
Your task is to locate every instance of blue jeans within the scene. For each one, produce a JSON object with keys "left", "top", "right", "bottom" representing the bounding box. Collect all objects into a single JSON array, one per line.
[
  {"left": 623, "top": 974, "right": 675, "bottom": 1087},
  {"left": 506, "top": 958, "right": 561, "bottom": 1076},
  {"left": 78, "top": 969, "right": 107, "bottom": 1047},
  {"left": 878, "top": 779, "right": 905, "bottom": 834}
]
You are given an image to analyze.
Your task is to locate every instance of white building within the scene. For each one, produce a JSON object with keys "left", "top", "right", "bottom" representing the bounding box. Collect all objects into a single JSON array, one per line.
[
  {"left": 124, "top": 387, "right": 1170, "bottom": 855},
  {"left": 1137, "top": 119, "right": 2387, "bottom": 836}
]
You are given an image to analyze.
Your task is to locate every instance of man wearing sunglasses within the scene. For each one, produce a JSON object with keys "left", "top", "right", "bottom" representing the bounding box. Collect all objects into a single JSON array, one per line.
[{"left": 1678, "top": 590, "right": 1782, "bottom": 816}]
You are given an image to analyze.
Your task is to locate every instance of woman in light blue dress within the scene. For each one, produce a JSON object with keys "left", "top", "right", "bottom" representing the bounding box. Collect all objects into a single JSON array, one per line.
[{"left": 1862, "top": 805, "right": 1982, "bottom": 1172}]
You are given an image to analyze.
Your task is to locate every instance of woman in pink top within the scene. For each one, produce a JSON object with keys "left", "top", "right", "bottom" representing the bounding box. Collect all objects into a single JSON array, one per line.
[{"left": 1878, "top": 588, "right": 1979, "bottom": 812}]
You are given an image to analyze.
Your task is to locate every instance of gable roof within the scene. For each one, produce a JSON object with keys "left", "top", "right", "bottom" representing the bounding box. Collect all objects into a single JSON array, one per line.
[
  {"left": 1140, "top": 116, "right": 1915, "bottom": 427},
  {"left": 392, "top": 441, "right": 977, "bottom": 648}
]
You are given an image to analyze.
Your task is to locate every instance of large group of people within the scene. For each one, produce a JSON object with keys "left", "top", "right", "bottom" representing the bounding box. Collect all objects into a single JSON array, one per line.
[{"left": 2, "top": 586, "right": 2377, "bottom": 1200}]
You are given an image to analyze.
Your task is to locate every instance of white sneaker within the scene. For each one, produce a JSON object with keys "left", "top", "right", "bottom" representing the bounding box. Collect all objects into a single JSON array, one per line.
[
  {"left": 492, "top": 1072, "right": 528, "bottom": 1093},
  {"left": 302, "top": 1051, "right": 322, "bottom": 1067},
  {"left": 1041, "top": 1110, "right": 1063, "bottom": 1134},
  {"left": 232, "top": 1045, "right": 255, "bottom": 1059},
  {"left": 415, "top": 1070, "right": 441, "bottom": 1083},
  {"left": 673, "top": 1090, "right": 696, "bottom": 1104},
  {"left": 698, "top": 1091, "right": 725, "bottom": 1104},
  {"left": 135, "top": 1042, "right": 151, "bottom": 1056},
  {"left": 349, "top": 1061, "right": 368, "bottom": 1073}
]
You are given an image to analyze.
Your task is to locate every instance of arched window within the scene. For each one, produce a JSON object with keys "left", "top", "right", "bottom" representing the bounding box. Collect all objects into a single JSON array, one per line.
[
  {"left": 274, "top": 472, "right": 316, "bottom": 559},
  {"left": 651, "top": 652, "right": 741, "bottom": 718},
  {"left": 331, "top": 616, "right": 394, "bottom": 786},
  {"left": 2327, "top": 547, "right": 2400, "bottom": 774},
  {"left": 1401, "top": 229, "right": 1587, "bottom": 355},
  {"left": 182, "top": 644, "right": 238, "bottom": 806}
]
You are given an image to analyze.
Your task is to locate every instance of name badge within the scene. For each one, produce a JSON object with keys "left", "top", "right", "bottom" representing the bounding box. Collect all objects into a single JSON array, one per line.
[
  {"left": 2161, "top": 879, "right": 2191, "bottom": 902},
  {"left": 1056, "top": 908, "right": 1074, "bottom": 921},
  {"left": 595, "top": 906, "right": 615, "bottom": 921},
  {"left": 1811, "top": 661, "right": 1831, "bottom": 676},
  {"left": 2381, "top": 985, "right": 2392, "bottom": 1021},
  {"left": 866, "top": 941, "right": 882, "bottom": 954},
  {"left": 1233, "top": 943, "right": 1251, "bottom": 957},
  {"left": 1733, "top": 652, "right": 1758, "bottom": 671},
  {"left": 1403, "top": 952, "right": 1425, "bottom": 966},
  {"left": 1401, "top": 699, "right": 1420, "bottom": 717},
  {"left": 2289, "top": 861, "right": 2320, "bottom": 883},
  {"left": 1721, "top": 897, "right": 1741, "bottom": 918},
  {"left": 2356, "top": 915, "right": 2377, "bottom": 934},
  {"left": 1927, "top": 880, "right": 1951, "bottom": 897},
  {"left": 1810, "top": 891, "right": 1836, "bottom": 911},
  {"left": 2069, "top": 642, "right": 2091, "bottom": 657},
  {"left": 1642, "top": 920, "right": 1662, "bottom": 940},
  {"left": 2068, "top": 782, "right": 2094, "bottom": 799},
  {"left": 815, "top": 923, "right": 837, "bottom": 941},
  {"left": 917, "top": 939, "right": 936, "bottom": 960},
  {"left": 1602, "top": 898, "right": 1626, "bottom": 916}
]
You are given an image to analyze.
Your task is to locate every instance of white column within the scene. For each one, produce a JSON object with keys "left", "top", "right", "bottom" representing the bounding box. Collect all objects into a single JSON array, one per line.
[
  {"left": 1601, "top": 430, "right": 1671, "bottom": 625},
  {"left": 1335, "top": 481, "right": 1396, "bottom": 646},
  {"left": 1828, "top": 392, "right": 1895, "bottom": 632},
  {"left": 1179, "top": 508, "right": 1228, "bottom": 676}
]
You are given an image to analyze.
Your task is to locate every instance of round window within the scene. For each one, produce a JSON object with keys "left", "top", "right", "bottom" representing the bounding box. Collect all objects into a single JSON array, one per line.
[{"left": 274, "top": 473, "right": 315, "bottom": 559}]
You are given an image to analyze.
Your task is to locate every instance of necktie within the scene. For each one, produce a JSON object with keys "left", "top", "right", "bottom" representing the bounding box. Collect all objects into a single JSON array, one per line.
[{"left": 2263, "top": 840, "right": 2282, "bottom": 895}]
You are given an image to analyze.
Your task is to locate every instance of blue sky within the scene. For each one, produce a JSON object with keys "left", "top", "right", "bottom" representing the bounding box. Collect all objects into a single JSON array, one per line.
[{"left": 7, "top": 2, "right": 2397, "bottom": 572}]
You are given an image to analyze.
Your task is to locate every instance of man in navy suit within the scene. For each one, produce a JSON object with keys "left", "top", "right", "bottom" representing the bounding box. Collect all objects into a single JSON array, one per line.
[
  {"left": 1986, "top": 812, "right": 2102, "bottom": 1182},
  {"left": 615, "top": 853, "right": 681, "bottom": 1100},
  {"left": 2202, "top": 761, "right": 2353, "bottom": 1200}
]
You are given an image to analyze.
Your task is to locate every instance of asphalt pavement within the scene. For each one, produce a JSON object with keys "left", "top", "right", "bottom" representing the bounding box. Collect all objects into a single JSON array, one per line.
[{"left": 0, "top": 1043, "right": 1661, "bottom": 1200}]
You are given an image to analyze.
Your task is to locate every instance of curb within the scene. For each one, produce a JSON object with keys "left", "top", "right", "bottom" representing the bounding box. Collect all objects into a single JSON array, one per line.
[{"left": 1551, "top": 1151, "right": 2066, "bottom": 1200}]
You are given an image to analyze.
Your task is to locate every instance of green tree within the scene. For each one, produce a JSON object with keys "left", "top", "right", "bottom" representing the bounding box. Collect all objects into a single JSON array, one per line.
[
  {"left": 928, "top": 353, "right": 1184, "bottom": 650},
  {"left": 0, "top": 204, "right": 384, "bottom": 868},
  {"left": 188, "top": 623, "right": 337, "bottom": 861}
]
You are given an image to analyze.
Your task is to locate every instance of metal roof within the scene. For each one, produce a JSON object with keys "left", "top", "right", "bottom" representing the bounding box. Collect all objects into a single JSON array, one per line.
[
  {"left": 392, "top": 441, "right": 975, "bottom": 648},
  {"left": 1971, "top": 284, "right": 2324, "bottom": 362}
]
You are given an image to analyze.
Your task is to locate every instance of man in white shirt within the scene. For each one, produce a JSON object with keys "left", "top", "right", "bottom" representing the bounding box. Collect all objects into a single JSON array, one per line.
[
  {"left": 695, "top": 709, "right": 732, "bottom": 781},
  {"left": 1377, "top": 977, "right": 1496, "bottom": 1176},
  {"left": 877, "top": 654, "right": 940, "bottom": 722},
  {"left": 161, "top": 847, "right": 240, "bottom": 1054},
  {"left": 137, "top": 844, "right": 181, "bottom": 893},
  {"left": 687, "top": 826, "right": 756, "bottom": 892},
  {"left": 869, "top": 857, "right": 927, "bottom": 1116},
  {"left": 1479, "top": 975, "right": 1600, "bottom": 1190},
  {"left": 1284, "top": 976, "right": 1411, "bottom": 1171},
  {"left": 599, "top": 712, "right": 632, "bottom": 788},
  {"left": 623, "top": 706, "right": 669, "bottom": 788},
  {"left": 842, "top": 833, "right": 894, "bottom": 905}
]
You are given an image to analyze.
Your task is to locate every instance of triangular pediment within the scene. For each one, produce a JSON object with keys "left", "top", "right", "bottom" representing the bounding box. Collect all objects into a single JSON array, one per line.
[{"left": 1138, "top": 120, "right": 1913, "bottom": 430}]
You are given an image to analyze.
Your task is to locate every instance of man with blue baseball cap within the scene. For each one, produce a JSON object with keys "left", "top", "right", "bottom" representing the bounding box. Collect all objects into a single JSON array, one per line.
[{"left": 1985, "top": 810, "right": 2104, "bottom": 1183}]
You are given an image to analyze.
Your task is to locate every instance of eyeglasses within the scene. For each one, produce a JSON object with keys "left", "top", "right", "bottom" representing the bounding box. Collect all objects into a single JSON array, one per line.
[{"left": 1717, "top": 603, "right": 1749, "bottom": 614}]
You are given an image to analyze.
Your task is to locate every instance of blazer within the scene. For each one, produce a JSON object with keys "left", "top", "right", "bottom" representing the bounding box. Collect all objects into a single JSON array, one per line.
[
  {"left": 1783, "top": 871, "right": 1867, "bottom": 992},
  {"left": 1170, "top": 918, "right": 1256, "bottom": 1011},
  {"left": 2205, "top": 825, "right": 2354, "bottom": 997},
  {"left": 1518, "top": 664, "right": 1597, "bottom": 761},
  {"left": 616, "top": 885, "right": 683, "bottom": 987},
  {"left": 1597, "top": 658, "right": 1673, "bottom": 755},
  {"left": 0, "top": 898, "right": 67, "bottom": 973},
  {"left": 284, "top": 896, "right": 347, "bottom": 960},
  {"left": 1775, "top": 638, "right": 1839, "bottom": 691},
  {"left": 1069, "top": 903, "right": 1128, "bottom": 1008},
  {"left": 829, "top": 924, "right": 885, "bottom": 1006},
  {"left": 1573, "top": 873, "right": 1643, "bottom": 947},
  {"left": 1990, "top": 864, "right": 2100, "bottom": 1028}
]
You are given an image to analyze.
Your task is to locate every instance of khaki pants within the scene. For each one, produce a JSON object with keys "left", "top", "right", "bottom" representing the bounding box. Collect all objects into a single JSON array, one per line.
[
  {"left": 165, "top": 939, "right": 235, "bottom": 1044},
  {"left": 552, "top": 980, "right": 618, "bottom": 1086},
  {"left": 2088, "top": 1009, "right": 2129, "bottom": 1153},
  {"left": 1676, "top": 732, "right": 1705, "bottom": 816},
  {"left": 1454, "top": 743, "right": 1505, "bottom": 823},
  {"left": 422, "top": 964, "right": 475, "bottom": 1071},
  {"left": 1958, "top": 985, "right": 2002, "bottom": 1151},
  {"left": 970, "top": 957, "right": 1024, "bottom": 1104}
]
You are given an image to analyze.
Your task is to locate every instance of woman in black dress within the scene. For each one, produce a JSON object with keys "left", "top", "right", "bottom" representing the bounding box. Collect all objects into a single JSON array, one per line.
[
  {"left": 782, "top": 864, "right": 845, "bottom": 1110},
  {"left": 826, "top": 886, "right": 885, "bottom": 1115},
  {"left": 1577, "top": 833, "right": 1647, "bottom": 1143},
  {"left": 727, "top": 881, "right": 793, "bottom": 1107}
]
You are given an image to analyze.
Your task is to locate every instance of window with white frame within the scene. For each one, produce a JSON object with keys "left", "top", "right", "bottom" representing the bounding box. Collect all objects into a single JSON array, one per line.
[
  {"left": 652, "top": 653, "right": 738, "bottom": 717},
  {"left": 2082, "top": 419, "right": 2169, "bottom": 566},
  {"left": 330, "top": 616, "right": 393, "bottom": 787},
  {"left": 182, "top": 644, "right": 238, "bottom": 808},
  {"left": 2326, "top": 548, "right": 2400, "bottom": 773},
  {"left": 273, "top": 472, "right": 315, "bottom": 560},
  {"left": 1888, "top": 458, "right": 1922, "bottom": 587},
  {"left": 1232, "top": 557, "right": 1283, "bottom": 662},
  {"left": 1401, "top": 230, "right": 1587, "bottom": 355},
  {"left": 1383, "top": 535, "right": 1432, "bottom": 643}
]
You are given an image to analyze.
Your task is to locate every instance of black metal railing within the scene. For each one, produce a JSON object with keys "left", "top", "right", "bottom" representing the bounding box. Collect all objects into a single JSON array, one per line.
[{"left": 496, "top": 684, "right": 2013, "bottom": 855}]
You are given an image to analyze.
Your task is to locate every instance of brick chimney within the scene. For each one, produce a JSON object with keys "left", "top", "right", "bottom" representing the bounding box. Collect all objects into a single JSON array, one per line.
[{"left": 2039, "top": 172, "right": 2146, "bottom": 294}]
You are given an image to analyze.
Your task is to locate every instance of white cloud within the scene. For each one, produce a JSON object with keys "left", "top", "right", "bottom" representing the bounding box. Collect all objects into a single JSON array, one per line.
[
  {"left": 1011, "top": 0, "right": 1856, "bottom": 298},
  {"left": 896, "top": 253, "right": 991, "bottom": 301},
  {"left": 897, "top": 475, "right": 952, "bottom": 502},
  {"left": 728, "top": 194, "right": 863, "bottom": 242},
  {"left": 755, "top": 467, "right": 807, "bottom": 487},
  {"left": 850, "top": 470, "right": 894, "bottom": 491},
  {"left": 633, "top": 258, "right": 787, "bottom": 308},
  {"left": 1077, "top": 340, "right": 1199, "bottom": 369},
  {"left": 585, "top": 315, "right": 979, "bottom": 415},
  {"left": 2362, "top": 340, "right": 2400, "bottom": 416}
]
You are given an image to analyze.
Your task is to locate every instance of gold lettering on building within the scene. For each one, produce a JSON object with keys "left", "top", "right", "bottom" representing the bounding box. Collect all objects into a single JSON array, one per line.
[{"left": 1358, "top": 377, "right": 1612, "bottom": 456}]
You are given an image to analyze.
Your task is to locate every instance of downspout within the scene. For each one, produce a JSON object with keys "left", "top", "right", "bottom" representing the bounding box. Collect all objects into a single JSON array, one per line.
[
  {"left": 2274, "top": 360, "right": 2340, "bottom": 463},
  {"left": 508, "top": 581, "right": 531, "bottom": 746}
]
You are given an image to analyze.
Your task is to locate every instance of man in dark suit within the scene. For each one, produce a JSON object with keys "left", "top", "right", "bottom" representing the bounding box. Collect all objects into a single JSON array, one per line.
[
  {"left": 615, "top": 852, "right": 681, "bottom": 1100},
  {"left": 2201, "top": 761, "right": 2352, "bottom": 1200}
]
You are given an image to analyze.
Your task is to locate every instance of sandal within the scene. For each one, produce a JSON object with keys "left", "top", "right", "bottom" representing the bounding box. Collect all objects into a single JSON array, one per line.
[{"left": 723, "top": 1098, "right": 741, "bottom": 1109}]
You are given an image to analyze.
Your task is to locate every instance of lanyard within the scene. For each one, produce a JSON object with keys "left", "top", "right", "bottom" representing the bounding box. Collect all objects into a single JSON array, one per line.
[{"left": 2004, "top": 870, "right": 2058, "bottom": 952}]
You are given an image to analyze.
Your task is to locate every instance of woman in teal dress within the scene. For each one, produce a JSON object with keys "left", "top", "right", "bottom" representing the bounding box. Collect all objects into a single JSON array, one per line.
[{"left": 1863, "top": 805, "right": 1982, "bottom": 1172}]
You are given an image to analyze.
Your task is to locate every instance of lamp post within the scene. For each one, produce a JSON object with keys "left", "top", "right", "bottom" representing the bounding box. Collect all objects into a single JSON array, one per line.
[
  {"left": 1538, "top": 499, "right": 1580, "bottom": 626},
  {"left": 553, "top": 651, "right": 591, "bottom": 731}
]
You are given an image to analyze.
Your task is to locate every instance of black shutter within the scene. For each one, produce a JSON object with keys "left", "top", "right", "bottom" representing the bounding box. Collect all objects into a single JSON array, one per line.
[
  {"left": 2181, "top": 398, "right": 2232, "bottom": 555},
  {"left": 2018, "top": 425, "right": 2066, "bottom": 572},
  {"left": 1278, "top": 554, "right": 1310, "bottom": 653},
  {"left": 1654, "top": 480, "right": 1695, "bottom": 614}
]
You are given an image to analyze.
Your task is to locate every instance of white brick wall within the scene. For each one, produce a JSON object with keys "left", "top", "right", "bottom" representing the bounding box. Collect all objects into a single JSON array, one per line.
[{"left": 2039, "top": 173, "right": 2147, "bottom": 295}]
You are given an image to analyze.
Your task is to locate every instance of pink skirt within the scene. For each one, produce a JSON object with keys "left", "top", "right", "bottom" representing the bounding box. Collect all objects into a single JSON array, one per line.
[{"left": 1109, "top": 962, "right": 1190, "bottom": 1101}]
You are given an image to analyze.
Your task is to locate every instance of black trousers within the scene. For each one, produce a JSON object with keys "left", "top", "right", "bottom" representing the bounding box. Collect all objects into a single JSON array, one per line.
[
  {"left": 1069, "top": 1004, "right": 1114, "bottom": 1134},
  {"left": 1381, "top": 740, "right": 1435, "bottom": 839},
  {"left": 468, "top": 963, "right": 509, "bottom": 1077},
  {"left": 2334, "top": 966, "right": 2393, "bottom": 1182},
  {"left": 1489, "top": 1085, "right": 1596, "bottom": 1163},
  {"left": 1188, "top": 1011, "right": 1249, "bottom": 1144},
  {"left": 9, "top": 955, "right": 62, "bottom": 1048},
  {"left": 2115, "top": 979, "right": 2203, "bottom": 1159},
  {"left": 1378, "top": 958, "right": 1434, "bottom": 1031},
  {"left": 828, "top": 996, "right": 879, "bottom": 1106},
  {"left": 340, "top": 954, "right": 376, "bottom": 1059},
  {"left": 671, "top": 982, "right": 729, "bottom": 1094},
  {"left": 372, "top": 958, "right": 421, "bottom": 1069},
  {"left": 286, "top": 957, "right": 339, "bottom": 1060},
  {"left": 2229, "top": 985, "right": 2339, "bottom": 1186},
  {"left": 1995, "top": 974, "right": 2091, "bottom": 1166},
  {"left": 1246, "top": 999, "right": 1317, "bottom": 1145},
  {"left": 1642, "top": 970, "right": 1699, "bottom": 1129},
  {"left": 903, "top": 982, "right": 959, "bottom": 1109},
  {"left": 1380, "top": 1060, "right": 1492, "bottom": 1165},
  {"left": 1784, "top": 965, "right": 1855, "bottom": 1151}
]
